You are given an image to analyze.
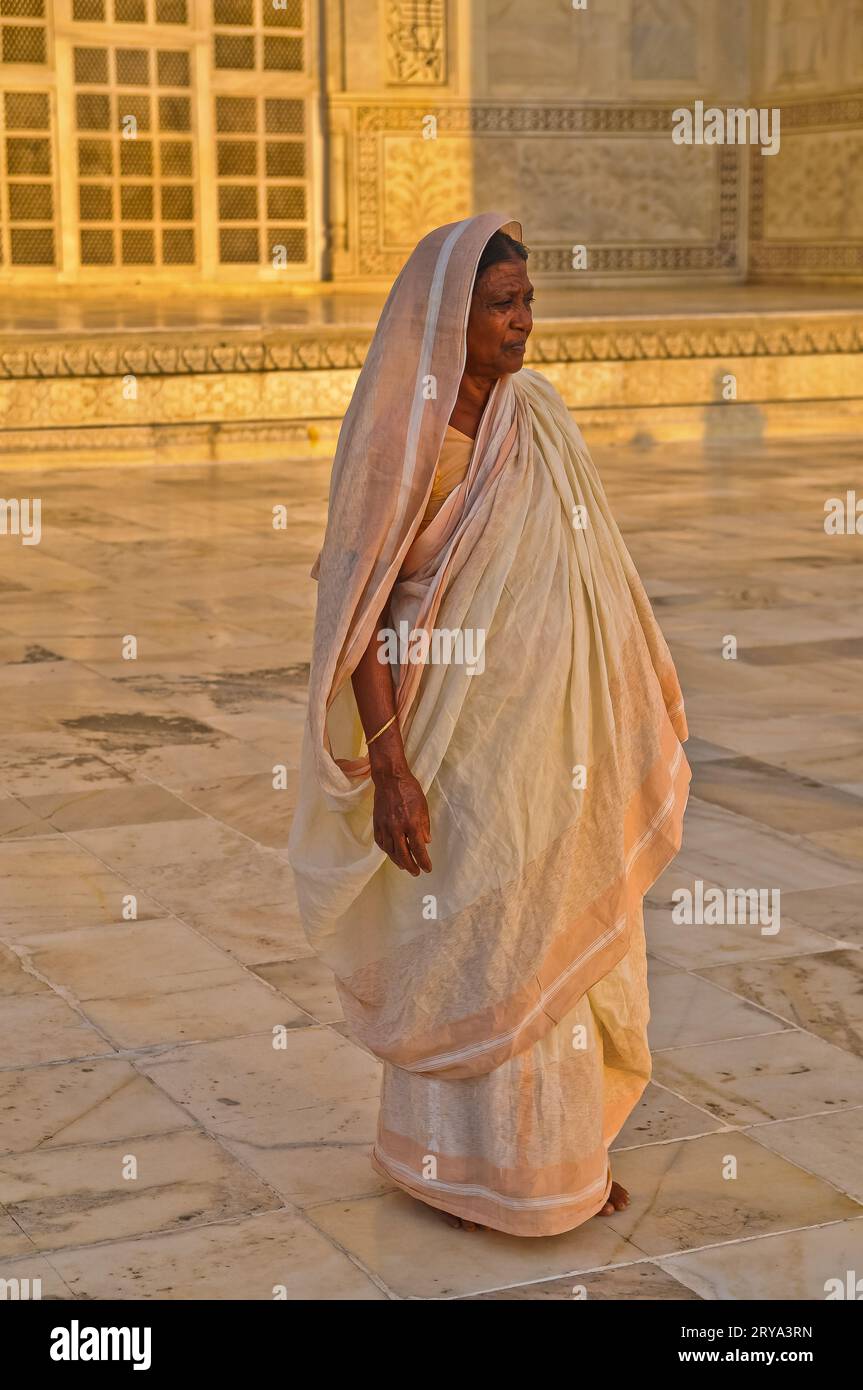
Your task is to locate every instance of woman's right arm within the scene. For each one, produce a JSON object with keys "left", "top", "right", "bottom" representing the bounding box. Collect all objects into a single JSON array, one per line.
[{"left": 351, "top": 599, "right": 432, "bottom": 876}]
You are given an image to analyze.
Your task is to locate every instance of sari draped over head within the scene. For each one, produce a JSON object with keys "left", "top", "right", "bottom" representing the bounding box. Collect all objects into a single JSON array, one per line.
[{"left": 288, "top": 213, "right": 691, "bottom": 1235}]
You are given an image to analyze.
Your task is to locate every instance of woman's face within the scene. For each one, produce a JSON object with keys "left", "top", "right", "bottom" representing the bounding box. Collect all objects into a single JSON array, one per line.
[{"left": 465, "top": 255, "right": 534, "bottom": 379}]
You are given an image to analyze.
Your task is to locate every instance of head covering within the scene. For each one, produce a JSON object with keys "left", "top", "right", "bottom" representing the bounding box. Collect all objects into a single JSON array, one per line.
[{"left": 306, "top": 213, "right": 523, "bottom": 801}]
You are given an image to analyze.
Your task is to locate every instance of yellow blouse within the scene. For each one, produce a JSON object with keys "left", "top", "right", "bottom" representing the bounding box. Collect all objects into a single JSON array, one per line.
[{"left": 419, "top": 424, "right": 474, "bottom": 532}]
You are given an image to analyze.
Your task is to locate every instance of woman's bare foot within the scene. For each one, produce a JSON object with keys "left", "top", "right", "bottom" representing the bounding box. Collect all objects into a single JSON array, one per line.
[
  {"left": 598, "top": 1180, "right": 629, "bottom": 1216},
  {"left": 442, "top": 1211, "right": 484, "bottom": 1231}
]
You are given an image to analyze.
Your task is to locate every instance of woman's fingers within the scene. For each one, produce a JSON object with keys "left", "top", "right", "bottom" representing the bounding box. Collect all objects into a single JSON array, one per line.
[
  {"left": 409, "top": 830, "right": 432, "bottom": 873},
  {"left": 372, "top": 774, "right": 432, "bottom": 874},
  {"left": 392, "top": 831, "right": 420, "bottom": 875},
  {"left": 376, "top": 820, "right": 431, "bottom": 874}
]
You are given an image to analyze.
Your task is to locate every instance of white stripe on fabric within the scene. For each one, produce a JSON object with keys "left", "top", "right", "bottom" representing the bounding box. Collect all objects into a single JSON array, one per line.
[
  {"left": 392, "top": 217, "right": 474, "bottom": 539},
  {"left": 375, "top": 1149, "right": 609, "bottom": 1211},
  {"left": 406, "top": 742, "right": 686, "bottom": 1073}
]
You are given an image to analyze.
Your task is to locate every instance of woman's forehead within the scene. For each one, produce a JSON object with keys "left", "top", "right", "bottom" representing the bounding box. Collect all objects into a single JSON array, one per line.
[{"left": 477, "top": 259, "right": 532, "bottom": 293}]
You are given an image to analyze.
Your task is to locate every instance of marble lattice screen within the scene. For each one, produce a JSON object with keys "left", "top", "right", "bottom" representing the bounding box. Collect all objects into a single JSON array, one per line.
[{"left": 0, "top": 0, "right": 317, "bottom": 282}]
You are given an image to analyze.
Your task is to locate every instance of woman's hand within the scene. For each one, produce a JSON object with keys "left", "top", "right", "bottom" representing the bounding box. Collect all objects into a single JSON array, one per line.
[{"left": 373, "top": 768, "right": 432, "bottom": 875}]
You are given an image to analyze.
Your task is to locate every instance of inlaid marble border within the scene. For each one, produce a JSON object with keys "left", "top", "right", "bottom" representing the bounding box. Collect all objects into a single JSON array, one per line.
[
  {"left": 353, "top": 102, "right": 742, "bottom": 277},
  {"left": 1, "top": 313, "right": 860, "bottom": 383}
]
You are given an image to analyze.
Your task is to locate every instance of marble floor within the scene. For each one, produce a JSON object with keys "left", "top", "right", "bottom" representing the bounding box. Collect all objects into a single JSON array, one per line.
[{"left": 0, "top": 431, "right": 862, "bottom": 1300}]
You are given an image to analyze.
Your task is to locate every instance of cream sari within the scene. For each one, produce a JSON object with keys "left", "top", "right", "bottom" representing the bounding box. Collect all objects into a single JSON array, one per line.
[{"left": 288, "top": 212, "right": 690, "bottom": 1236}]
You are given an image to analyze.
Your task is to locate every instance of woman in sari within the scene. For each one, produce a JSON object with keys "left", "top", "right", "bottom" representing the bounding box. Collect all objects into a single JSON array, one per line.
[{"left": 288, "top": 212, "right": 690, "bottom": 1237}]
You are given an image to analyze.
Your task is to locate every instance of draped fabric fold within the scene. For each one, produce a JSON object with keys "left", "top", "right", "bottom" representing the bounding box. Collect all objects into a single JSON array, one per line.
[{"left": 287, "top": 213, "right": 690, "bottom": 1235}]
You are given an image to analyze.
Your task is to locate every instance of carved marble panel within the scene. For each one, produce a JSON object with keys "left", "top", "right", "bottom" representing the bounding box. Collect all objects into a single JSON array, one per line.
[
  {"left": 749, "top": 94, "right": 863, "bottom": 276},
  {"left": 762, "top": 130, "right": 863, "bottom": 241},
  {"left": 474, "top": 135, "right": 719, "bottom": 243},
  {"left": 385, "top": 0, "right": 447, "bottom": 85},
  {"left": 381, "top": 134, "right": 472, "bottom": 246},
  {"left": 761, "top": 0, "right": 862, "bottom": 93},
  {"left": 352, "top": 102, "right": 741, "bottom": 277}
]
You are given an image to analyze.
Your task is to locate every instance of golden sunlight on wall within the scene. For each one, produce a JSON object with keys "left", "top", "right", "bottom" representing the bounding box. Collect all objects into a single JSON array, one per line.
[{"left": 1, "top": 0, "right": 861, "bottom": 288}]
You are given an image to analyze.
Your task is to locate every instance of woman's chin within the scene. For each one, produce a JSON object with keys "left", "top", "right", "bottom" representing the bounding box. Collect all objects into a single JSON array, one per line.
[{"left": 499, "top": 350, "right": 526, "bottom": 374}]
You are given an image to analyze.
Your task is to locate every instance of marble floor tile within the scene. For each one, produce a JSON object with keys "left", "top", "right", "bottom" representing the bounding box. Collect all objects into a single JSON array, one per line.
[
  {"left": 252, "top": 955, "right": 344, "bottom": 1023},
  {"left": 15, "top": 783, "right": 203, "bottom": 833},
  {"left": 221, "top": 1094, "right": 393, "bottom": 1208},
  {"left": 677, "top": 798, "right": 862, "bottom": 892},
  {"left": 698, "top": 950, "right": 863, "bottom": 1057},
  {"left": 680, "top": 712, "right": 863, "bottom": 761},
  {"left": 136, "top": 1028, "right": 381, "bottom": 1146},
  {"left": 680, "top": 735, "right": 739, "bottom": 763},
  {"left": 0, "top": 733, "right": 137, "bottom": 796},
  {"left": 657, "top": 1218, "right": 863, "bottom": 1300},
  {"left": 652, "top": 1030, "right": 863, "bottom": 1125},
  {"left": 46, "top": 1209, "right": 385, "bottom": 1300},
  {"left": 692, "top": 756, "right": 863, "bottom": 836},
  {"left": 775, "top": 882, "right": 863, "bottom": 946},
  {"left": 0, "top": 1130, "right": 281, "bottom": 1253},
  {"left": 3, "top": 994, "right": 115, "bottom": 1068},
  {"left": 0, "top": 792, "right": 56, "bottom": 839},
  {"left": 647, "top": 971, "right": 789, "bottom": 1051},
  {"left": 306, "top": 1190, "right": 645, "bottom": 1299},
  {"left": 646, "top": 952, "right": 682, "bottom": 976},
  {"left": 0, "top": 940, "right": 51, "bottom": 997},
  {"left": 14, "top": 918, "right": 309, "bottom": 1047},
  {"left": 14, "top": 917, "right": 237, "bottom": 1001},
  {"left": 600, "top": 1131, "right": 860, "bottom": 1257},
  {"left": 644, "top": 897, "right": 838, "bottom": 971},
  {"left": 174, "top": 771, "right": 297, "bottom": 848},
  {"left": 745, "top": 1109, "right": 863, "bottom": 1204},
  {"left": 67, "top": 819, "right": 296, "bottom": 928},
  {"left": 0, "top": 1209, "right": 35, "bottom": 1260},
  {"left": 0, "top": 1058, "right": 193, "bottom": 1155},
  {"left": 198, "top": 711, "right": 305, "bottom": 763},
  {"left": 118, "top": 738, "right": 282, "bottom": 789},
  {"left": 769, "top": 741, "right": 863, "bottom": 790},
  {"left": 613, "top": 1081, "right": 726, "bottom": 1148},
  {"left": 806, "top": 825, "right": 863, "bottom": 866},
  {"left": 83, "top": 981, "right": 309, "bottom": 1051},
  {"left": 0, "top": 1253, "right": 77, "bottom": 1299},
  {"left": 177, "top": 901, "right": 309, "bottom": 966},
  {"left": 0, "top": 838, "right": 164, "bottom": 936}
]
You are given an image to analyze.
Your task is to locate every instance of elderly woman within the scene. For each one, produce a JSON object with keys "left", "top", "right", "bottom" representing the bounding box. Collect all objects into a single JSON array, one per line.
[{"left": 288, "top": 213, "right": 690, "bottom": 1236}]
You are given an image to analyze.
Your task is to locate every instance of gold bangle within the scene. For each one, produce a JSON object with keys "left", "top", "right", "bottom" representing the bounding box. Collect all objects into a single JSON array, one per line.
[{"left": 366, "top": 713, "right": 397, "bottom": 747}]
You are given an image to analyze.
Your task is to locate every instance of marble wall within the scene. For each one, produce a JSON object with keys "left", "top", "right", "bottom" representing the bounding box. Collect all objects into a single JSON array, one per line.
[
  {"left": 326, "top": 0, "right": 862, "bottom": 284},
  {"left": 748, "top": 0, "right": 863, "bottom": 278},
  {"left": 0, "top": 1, "right": 858, "bottom": 286}
]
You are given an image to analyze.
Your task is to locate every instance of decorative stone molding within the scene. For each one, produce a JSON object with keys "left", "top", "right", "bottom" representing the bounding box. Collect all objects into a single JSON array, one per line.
[{"left": 1, "top": 314, "right": 860, "bottom": 387}]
